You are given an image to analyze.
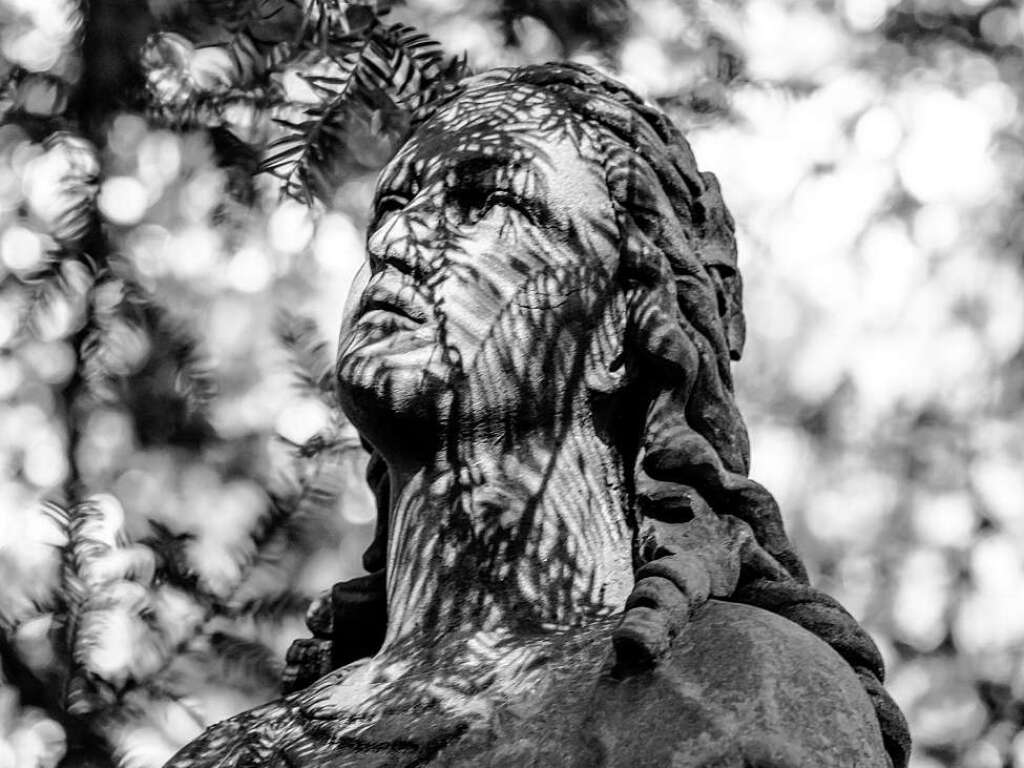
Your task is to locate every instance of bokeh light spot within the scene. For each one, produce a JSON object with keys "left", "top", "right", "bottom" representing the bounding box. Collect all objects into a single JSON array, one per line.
[
  {"left": 2, "top": 27, "right": 62, "bottom": 72},
  {"left": 911, "top": 492, "right": 975, "bottom": 548},
  {"left": 898, "top": 88, "right": 996, "bottom": 205},
  {"left": 855, "top": 105, "right": 903, "bottom": 159},
  {"left": 979, "top": 7, "right": 1020, "bottom": 48},
  {"left": 842, "top": 0, "right": 894, "bottom": 32},
  {"left": 23, "top": 435, "right": 68, "bottom": 489},
  {"left": 169, "top": 226, "right": 220, "bottom": 278},
  {"left": 137, "top": 131, "right": 182, "bottom": 192},
  {"left": 0, "top": 225, "right": 44, "bottom": 271},
  {"left": 268, "top": 200, "right": 314, "bottom": 254},
  {"left": 98, "top": 176, "right": 149, "bottom": 226},
  {"left": 275, "top": 399, "right": 331, "bottom": 445},
  {"left": 228, "top": 245, "right": 272, "bottom": 293},
  {"left": 892, "top": 548, "right": 951, "bottom": 651},
  {"left": 912, "top": 203, "right": 961, "bottom": 252}
]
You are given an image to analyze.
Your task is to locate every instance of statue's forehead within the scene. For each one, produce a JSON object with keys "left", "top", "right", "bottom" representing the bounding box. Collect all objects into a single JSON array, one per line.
[
  {"left": 382, "top": 83, "right": 601, "bottom": 189},
  {"left": 379, "top": 135, "right": 535, "bottom": 198}
]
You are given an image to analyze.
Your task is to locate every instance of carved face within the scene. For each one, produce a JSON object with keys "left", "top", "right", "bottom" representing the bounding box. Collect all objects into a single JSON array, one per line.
[{"left": 337, "top": 83, "right": 623, "bottom": 462}]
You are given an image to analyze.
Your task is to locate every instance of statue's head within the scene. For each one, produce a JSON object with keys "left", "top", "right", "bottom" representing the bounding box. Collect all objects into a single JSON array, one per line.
[
  {"left": 337, "top": 63, "right": 746, "bottom": 475},
  {"left": 336, "top": 59, "right": 795, "bottom": 593}
]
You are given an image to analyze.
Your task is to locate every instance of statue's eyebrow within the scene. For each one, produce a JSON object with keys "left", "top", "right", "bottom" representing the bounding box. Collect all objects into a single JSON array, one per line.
[
  {"left": 446, "top": 152, "right": 517, "bottom": 181},
  {"left": 445, "top": 151, "right": 544, "bottom": 200}
]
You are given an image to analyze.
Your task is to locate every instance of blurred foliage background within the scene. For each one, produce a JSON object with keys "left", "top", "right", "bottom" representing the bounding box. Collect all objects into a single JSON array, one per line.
[{"left": 0, "top": 0, "right": 1021, "bottom": 766}]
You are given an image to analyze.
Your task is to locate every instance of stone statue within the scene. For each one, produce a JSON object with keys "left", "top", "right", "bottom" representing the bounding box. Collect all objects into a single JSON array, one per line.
[{"left": 166, "top": 63, "right": 910, "bottom": 768}]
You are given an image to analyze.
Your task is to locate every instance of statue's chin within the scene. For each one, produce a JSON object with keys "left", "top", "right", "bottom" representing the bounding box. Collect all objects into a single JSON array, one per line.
[{"left": 336, "top": 332, "right": 452, "bottom": 460}]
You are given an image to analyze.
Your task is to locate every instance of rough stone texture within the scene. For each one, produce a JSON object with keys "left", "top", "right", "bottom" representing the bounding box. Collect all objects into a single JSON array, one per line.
[
  {"left": 169, "top": 602, "right": 887, "bottom": 767},
  {"left": 166, "top": 62, "right": 908, "bottom": 768}
]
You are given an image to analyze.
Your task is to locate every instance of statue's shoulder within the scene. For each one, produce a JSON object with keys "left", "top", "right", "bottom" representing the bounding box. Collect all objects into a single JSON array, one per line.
[
  {"left": 593, "top": 600, "right": 889, "bottom": 766},
  {"left": 165, "top": 601, "right": 890, "bottom": 768}
]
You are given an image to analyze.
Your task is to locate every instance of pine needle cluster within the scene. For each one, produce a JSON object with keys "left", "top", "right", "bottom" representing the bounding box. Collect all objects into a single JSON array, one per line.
[{"left": 144, "top": 0, "right": 464, "bottom": 204}]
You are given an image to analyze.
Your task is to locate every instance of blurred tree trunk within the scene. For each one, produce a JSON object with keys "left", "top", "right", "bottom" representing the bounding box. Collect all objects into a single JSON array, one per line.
[
  {"left": 72, "top": 0, "right": 155, "bottom": 145},
  {"left": 56, "top": 3, "right": 153, "bottom": 766}
]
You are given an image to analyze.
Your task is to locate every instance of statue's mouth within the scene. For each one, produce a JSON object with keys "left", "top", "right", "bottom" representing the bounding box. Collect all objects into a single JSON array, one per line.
[{"left": 359, "top": 279, "right": 429, "bottom": 325}]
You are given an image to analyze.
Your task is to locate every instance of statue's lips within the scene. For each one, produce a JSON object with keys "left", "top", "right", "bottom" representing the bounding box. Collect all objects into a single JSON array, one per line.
[{"left": 358, "top": 281, "right": 429, "bottom": 325}]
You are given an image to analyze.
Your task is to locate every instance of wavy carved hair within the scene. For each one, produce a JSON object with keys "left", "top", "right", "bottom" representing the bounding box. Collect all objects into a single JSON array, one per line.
[{"left": 357, "top": 63, "right": 910, "bottom": 768}]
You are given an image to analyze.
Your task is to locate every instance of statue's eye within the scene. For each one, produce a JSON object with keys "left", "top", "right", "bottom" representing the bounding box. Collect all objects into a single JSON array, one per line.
[
  {"left": 446, "top": 186, "right": 524, "bottom": 225},
  {"left": 485, "top": 189, "right": 516, "bottom": 208},
  {"left": 446, "top": 185, "right": 487, "bottom": 223}
]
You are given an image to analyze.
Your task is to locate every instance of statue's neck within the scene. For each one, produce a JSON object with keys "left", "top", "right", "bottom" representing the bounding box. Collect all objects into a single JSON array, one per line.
[{"left": 381, "top": 401, "right": 635, "bottom": 648}]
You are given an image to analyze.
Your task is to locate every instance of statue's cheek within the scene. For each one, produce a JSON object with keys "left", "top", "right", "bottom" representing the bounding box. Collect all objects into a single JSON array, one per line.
[{"left": 512, "top": 264, "right": 613, "bottom": 310}]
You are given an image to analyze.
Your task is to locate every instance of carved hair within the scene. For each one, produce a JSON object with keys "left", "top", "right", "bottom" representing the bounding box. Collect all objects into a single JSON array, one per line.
[{"left": 357, "top": 63, "right": 910, "bottom": 767}]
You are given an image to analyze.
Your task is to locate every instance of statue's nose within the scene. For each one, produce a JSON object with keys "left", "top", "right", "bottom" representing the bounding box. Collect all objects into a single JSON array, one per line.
[{"left": 367, "top": 205, "right": 441, "bottom": 278}]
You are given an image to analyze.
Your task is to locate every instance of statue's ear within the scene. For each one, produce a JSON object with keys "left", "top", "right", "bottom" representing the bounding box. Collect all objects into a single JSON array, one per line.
[
  {"left": 584, "top": 288, "right": 630, "bottom": 395},
  {"left": 585, "top": 278, "right": 702, "bottom": 396}
]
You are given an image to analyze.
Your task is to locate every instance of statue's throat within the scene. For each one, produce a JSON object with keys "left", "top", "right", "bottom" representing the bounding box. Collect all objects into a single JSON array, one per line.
[{"left": 381, "top": 424, "right": 635, "bottom": 647}]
